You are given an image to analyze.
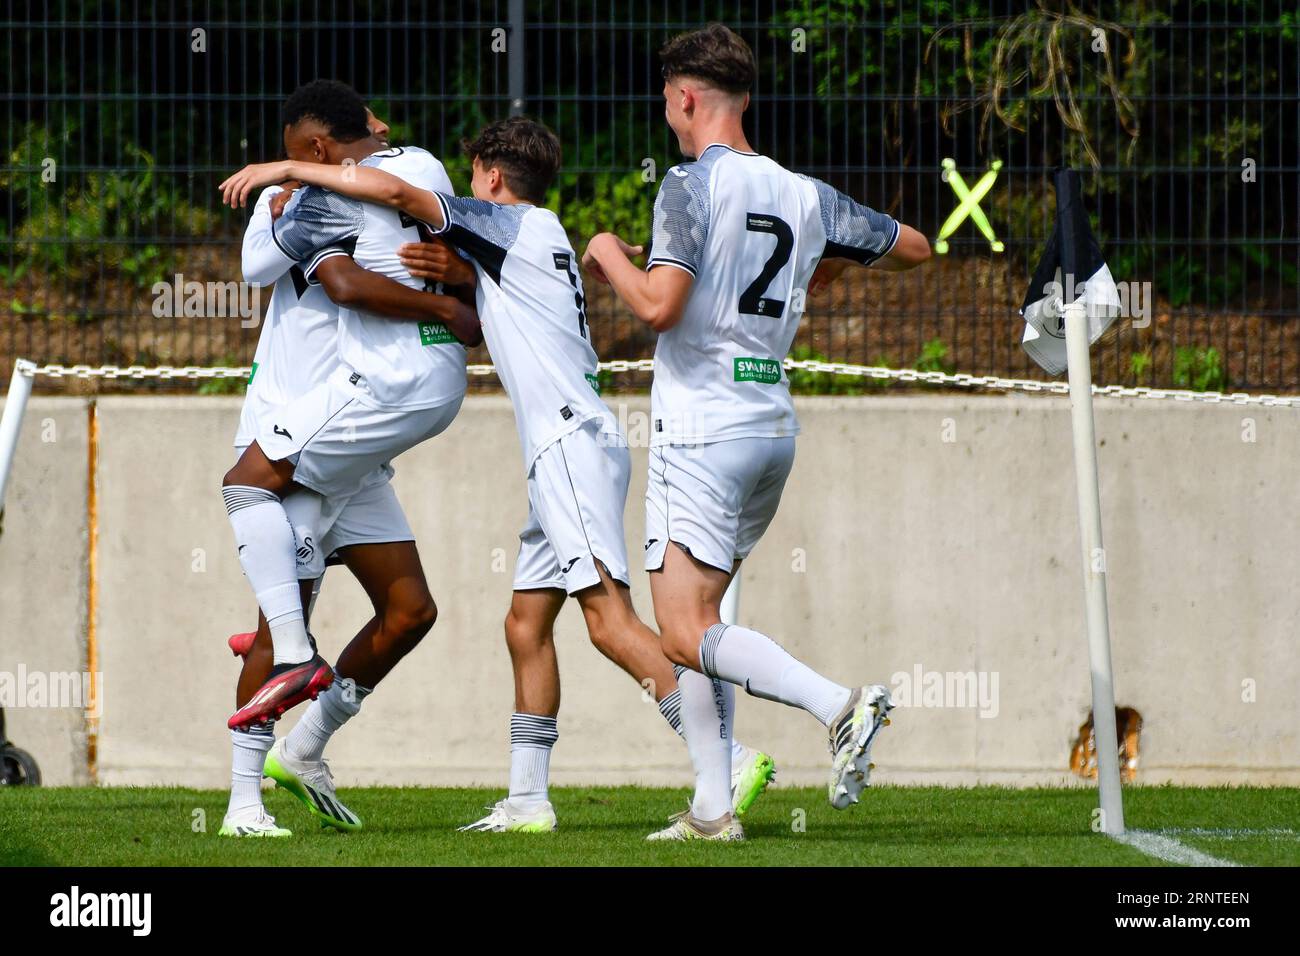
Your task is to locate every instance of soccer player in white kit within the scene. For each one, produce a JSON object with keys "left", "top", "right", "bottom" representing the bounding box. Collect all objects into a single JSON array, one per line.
[
  {"left": 218, "top": 85, "right": 481, "bottom": 837},
  {"left": 221, "top": 116, "right": 778, "bottom": 832},
  {"left": 583, "top": 24, "right": 932, "bottom": 840},
  {"left": 218, "top": 83, "right": 477, "bottom": 734}
]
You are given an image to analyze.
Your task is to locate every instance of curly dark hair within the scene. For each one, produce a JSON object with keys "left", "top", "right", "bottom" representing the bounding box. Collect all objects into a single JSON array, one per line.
[
  {"left": 282, "top": 79, "right": 369, "bottom": 143},
  {"left": 659, "top": 23, "right": 756, "bottom": 94},
  {"left": 461, "top": 116, "right": 562, "bottom": 204}
]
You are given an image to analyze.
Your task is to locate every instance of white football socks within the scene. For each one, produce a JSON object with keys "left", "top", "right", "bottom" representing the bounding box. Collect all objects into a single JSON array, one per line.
[
  {"left": 657, "top": 688, "right": 683, "bottom": 734},
  {"left": 284, "top": 677, "right": 370, "bottom": 764},
  {"left": 676, "top": 667, "right": 734, "bottom": 822},
  {"left": 508, "top": 713, "right": 558, "bottom": 808},
  {"left": 700, "top": 623, "right": 852, "bottom": 728},
  {"left": 223, "top": 485, "right": 313, "bottom": 665},
  {"left": 282, "top": 489, "right": 325, "bottom": 583},
  {"left": 227, "top": 721, "right": 274, "bottom": 815},
  {"left": 662, "top": 682, "right": 752, "bottom": 771}
]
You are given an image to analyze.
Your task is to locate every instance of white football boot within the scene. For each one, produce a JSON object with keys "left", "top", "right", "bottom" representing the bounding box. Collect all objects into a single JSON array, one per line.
[
  {"left": 218, "top": 805, "right": 292, "bottom": 838},
  {"left": 459, "top": 798, "right": 557, "bottom": 833},
  {"left": 828, "top": 684, "right": 894, "bottom": 809},
  {"left": 646, "top": 809, "right": 744, "bottom": 842},
  {"left": 262, "top": 739, "right": 362, "bottom": 832}
]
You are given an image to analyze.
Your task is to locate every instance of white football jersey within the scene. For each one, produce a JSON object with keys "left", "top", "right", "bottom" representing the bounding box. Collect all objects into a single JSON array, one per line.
[
  {"left": 646, "top": 143, "right": 899, "bottom": 445},
  {"left": 272, "top": 146, "right": 468, "bottom": 410},
  {"left": 428, "top": 195, "right": 616, "bottom": 472},
  {"left": 234, "top": 186, "right": 341, "bottom": 449}
]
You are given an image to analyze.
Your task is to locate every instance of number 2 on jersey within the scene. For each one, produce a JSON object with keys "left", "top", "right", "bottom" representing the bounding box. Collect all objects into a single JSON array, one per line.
[
  {"left": 739, "top": 213, "right": 794, "bottom": 318},
  {"left": 553, "top": 252, "right": 589, "bottom": 339}
]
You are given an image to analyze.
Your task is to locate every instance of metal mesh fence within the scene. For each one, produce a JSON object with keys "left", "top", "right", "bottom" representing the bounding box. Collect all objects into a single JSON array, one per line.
[{"left": 2, "top": 1, "right": 1297, "bottom": 392}]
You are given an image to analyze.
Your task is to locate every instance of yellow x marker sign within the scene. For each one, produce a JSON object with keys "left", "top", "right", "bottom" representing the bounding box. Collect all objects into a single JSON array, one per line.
[{"left": 934, "top": 158, "right": 1004, "bottom": 254}]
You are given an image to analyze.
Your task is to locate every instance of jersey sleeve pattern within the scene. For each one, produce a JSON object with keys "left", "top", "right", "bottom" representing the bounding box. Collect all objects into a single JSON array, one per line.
[
  {"left": 803, "top": 176, "right": 900, "bottom": 265},
  {"left": 271, "top": 186, "right": 364, "bottom": 278},
  {"left": 647, "top": 166, "right": 711, "bottom": 276},
  {"left": 432, "top": 193, "right": 527, "bottom": 284}
]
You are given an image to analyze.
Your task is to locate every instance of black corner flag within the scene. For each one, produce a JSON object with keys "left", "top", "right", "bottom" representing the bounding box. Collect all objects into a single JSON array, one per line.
[{"left": 1020, "top": 168, "right": 1121, "bottom": 375}]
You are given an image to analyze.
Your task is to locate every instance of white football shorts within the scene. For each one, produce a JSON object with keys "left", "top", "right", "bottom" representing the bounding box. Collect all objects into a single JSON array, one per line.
[
  {"left": 644, "top": 435, "right": 796, "bottom": 574},
  {"left": 254, "top": 373, "right": 462, "bottom": 500},
  {"left": 233, "top": 444, "right": 414, "bottom": 580},
  {"left": 313, "top": 479, "right": 415, "bottom": 575},
  {"left": 513, "top": 420, "right": 632, "bottom": 595}
]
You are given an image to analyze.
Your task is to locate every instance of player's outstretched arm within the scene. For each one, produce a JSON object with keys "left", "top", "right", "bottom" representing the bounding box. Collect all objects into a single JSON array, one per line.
[
  {"left": 241, "top": 188, "right": 296, "bottom": 287},
  {"left": 313, "top": 256, "right": 483, "bottom": 347},
  {"left": 220, "top": 160, "right": 446, "bottom": 229},
  {"left": 583, "top": 232, "right": 694, "bottom": 332},
  {"left": 871, "top": 223, "right": 930, "bottom": 271},
  {"left": 809, "top": 223, "right": 929, "bottom": 300},
  {"left": 802, "top": 176, "right": 930, "bottom": 287},
  {"left": 808, "top": 223, "right": 929, "bottom": 299}
]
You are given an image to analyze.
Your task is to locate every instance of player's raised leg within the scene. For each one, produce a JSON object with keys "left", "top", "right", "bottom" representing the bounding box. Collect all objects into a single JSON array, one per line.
[
  {"left": 573, "top": 560, "right": 776, "bottom": 812},
  {"left": 527, "top": 423, "right": 776, "bottom": 820},
  {"left": 270, "top": 536, "right": 438, "bottom": 832},
  {"left": 575, "top": 552, "right": 768, "bottom": 795},
  {"left": 460, "top": 587, "right": 565, "bottom": 833},
  {"left": 534, "top": 423, "right": 771, "bottom": 790},
  {"left": 654, "top": 541, "right": 891, "bottom": 812},
  {"left": 231, "top": 575, "right": 324, "bottom": 658},
  {"left": 223, "top": 448, "right": 334, "bottom": 730}
]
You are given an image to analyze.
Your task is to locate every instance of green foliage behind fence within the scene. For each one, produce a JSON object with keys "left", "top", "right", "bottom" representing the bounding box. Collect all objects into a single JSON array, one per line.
[{"left": 1, "top": 2, "right": 1296, "bottom": 389}]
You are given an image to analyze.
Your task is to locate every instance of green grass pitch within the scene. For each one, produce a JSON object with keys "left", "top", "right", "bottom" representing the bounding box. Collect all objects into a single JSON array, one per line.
[{"left": 3, "top": 785, "right": 1297, "bottom": 866}]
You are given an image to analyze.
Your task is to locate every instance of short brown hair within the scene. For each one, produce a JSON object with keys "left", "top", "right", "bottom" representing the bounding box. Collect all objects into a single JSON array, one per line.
[
  {"left": 659, "top": 23, "right": 756, "bottom": 94},
  {"left": 461, "top": 116, "right": 561, "bottom": 204}
]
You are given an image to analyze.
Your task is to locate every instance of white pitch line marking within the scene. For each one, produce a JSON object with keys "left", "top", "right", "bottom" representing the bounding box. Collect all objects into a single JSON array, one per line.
[
  {"left": 1110, "top": 830, "right": 1242, "bottom": 867},
  {"left": 1159, "top": 827, "right": 1297, "bottom": 841}
]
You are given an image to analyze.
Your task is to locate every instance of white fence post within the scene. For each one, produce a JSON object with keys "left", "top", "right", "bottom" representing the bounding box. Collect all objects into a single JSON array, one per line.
[{"left": 0, "top": 359, "right": 36, "bottom": 516}]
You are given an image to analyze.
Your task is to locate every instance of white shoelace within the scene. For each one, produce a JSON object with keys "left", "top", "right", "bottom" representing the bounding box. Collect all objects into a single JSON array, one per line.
[{"left": 301, "top": 757, "right": 336, "bottom": 795}]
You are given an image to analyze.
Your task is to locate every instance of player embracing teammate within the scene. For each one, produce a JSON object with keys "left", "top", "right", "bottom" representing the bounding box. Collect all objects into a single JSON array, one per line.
[
  {"left": 218, "top": 80, "right": 480, "bottom": 837},
  {"left": 583, "top": 23, "right": 931, "bottom": 839}
]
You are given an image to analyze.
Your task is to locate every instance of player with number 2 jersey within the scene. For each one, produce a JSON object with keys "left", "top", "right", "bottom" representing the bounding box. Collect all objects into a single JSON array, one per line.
[{"left": 584, "top": 23, "right": 932, "bottom": 842}]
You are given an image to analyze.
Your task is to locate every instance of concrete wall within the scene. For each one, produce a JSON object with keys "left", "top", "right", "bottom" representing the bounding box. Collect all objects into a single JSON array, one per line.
[
  {"left": 2, "top": 393, "right": 1297, "bottom": 788},
  {"left": 0, "top": 399, "right": 91, "bottom": 785}
]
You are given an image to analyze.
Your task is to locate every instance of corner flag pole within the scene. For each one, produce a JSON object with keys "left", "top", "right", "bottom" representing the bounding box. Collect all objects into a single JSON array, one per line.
[
  {"left": 1063, "top": 303, "right": 1125, "bottom": 835},
  {"left": 0, "top": 359, "right": 36, "bottom": 516}
]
